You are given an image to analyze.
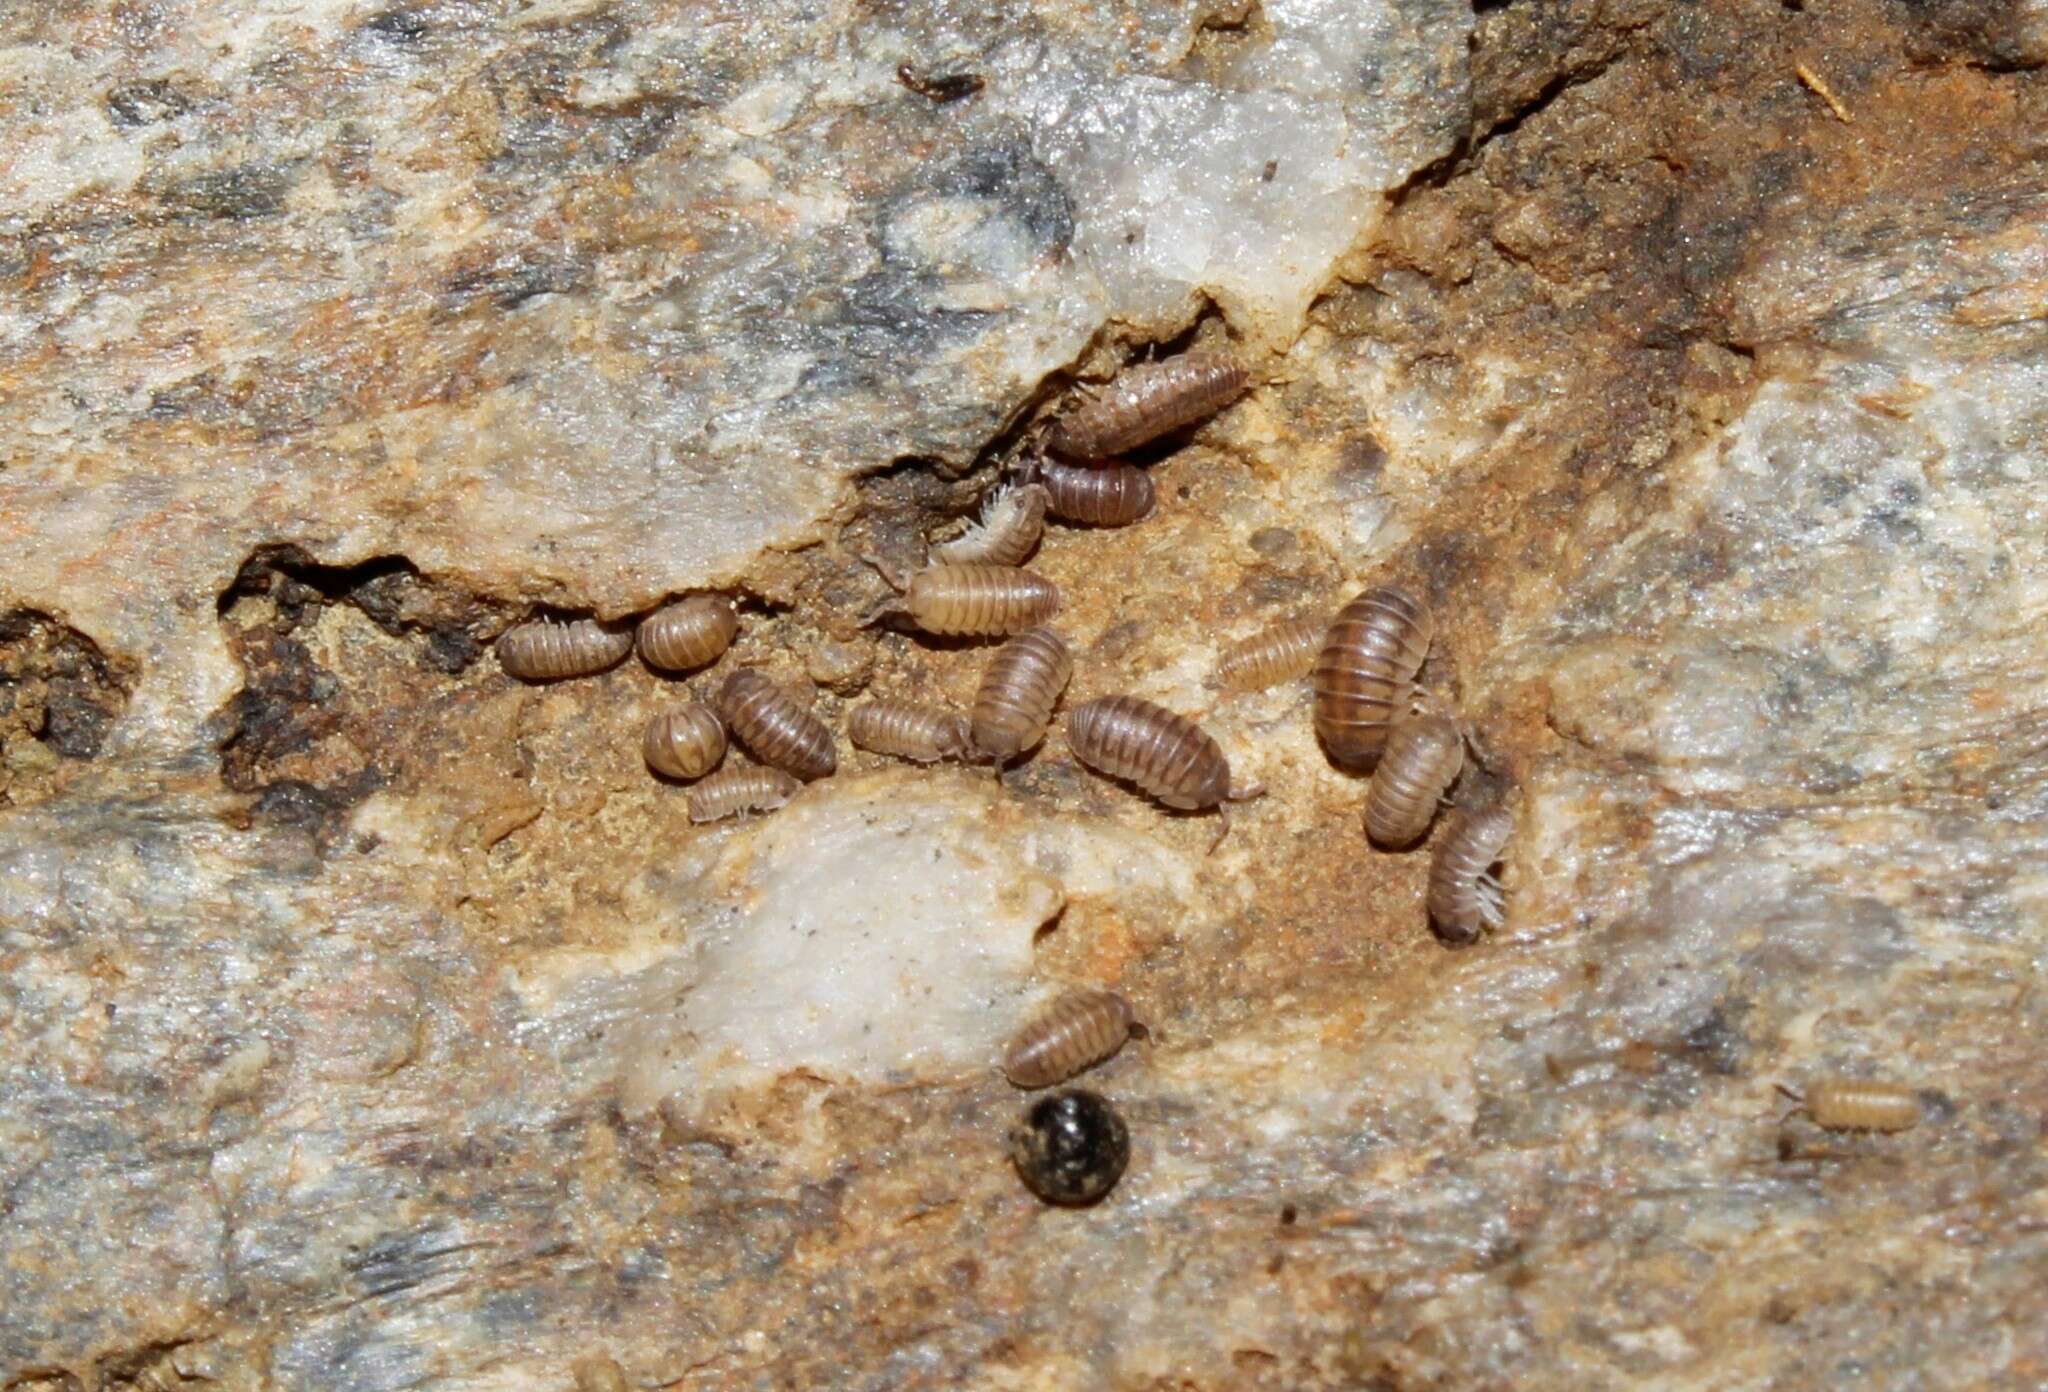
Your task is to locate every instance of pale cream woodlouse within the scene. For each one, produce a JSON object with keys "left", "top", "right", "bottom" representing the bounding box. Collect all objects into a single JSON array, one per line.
[
  {"left": 1046, "top": 348, "right": 1249, "bottom": 460},
  {"left": 899, "top": 563, "right": 1062, "bottom": 636},
  {"left": 686, "top": 764, "right": 803, "bottom": 823},
  {"left": 1427, "top": 806, "right": 1512, "bottom": 944},
  {"left": 847, "top": 699, "right": 975, "bottom": 764},
  {"left": 715, "top": 668, "right": 837, "bottom": 780},
  {"left": 643, "top": 703, "right": 726, "bottom": 780},
  {"left": 495, "top": 617, "right": 634, "bottom": 681},
  {"left": 970, "top": 625, "right": 1073, "bottom": 760},
  {"left": 572, "top": 1357, "right": 629, "bottom": 1392},
  {"left": 931, "top": 482, "right": 1048, "bottom": 567},
  {"left": 1213, "top": 616, "right": 1325, "bottom": 692},
  {"left": 1038, "top": 458, "right": 1154, "bottom": 527},
  {"left": 1003, "top": 989, "right": 1137, "bottom": 1089},
  {"left": 1312, "top": 585, "right": 1433, "bottom": 772},
  {"left": 1066, "top": 695, "right": 1260, "bottom": 845},
  {"left": 1785, "top": 1079, "right": 1923, "bottom": 1133},
  {"left": 636, "top": 594, "right": 739, "bottom": 672},
  {"left": 1364, "top": 713, "right": 1464, "bottom": 848}
]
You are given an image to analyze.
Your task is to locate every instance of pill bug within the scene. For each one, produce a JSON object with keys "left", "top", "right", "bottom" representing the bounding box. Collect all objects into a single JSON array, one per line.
[
  {"left": 1007, "top": 1089, "right": 1130, "bottom": 1206},
  {"left": 1312, "top": 585, "right": 1433, "bottom": 772},
  {"left": 1364, "top": 713, "right": 1464, "bottom": 848},
  {"left": 573, "top": 1358, "right": 629, "bottom": 1392},
  {"left": 1003, "top": 989, "right": 1136, "bottom": 1089},
  {"left": 847, "top": 699, "right": 974, "bottom": 763},
  {"left": 931, "top": 482, "right": 1048, "bottom": 567},
  {"left": 1427, "top": 806, "right": 1513, "bottom": 945},
  {"left": 901, "top": 563, "right": 1062, "bottom": 636},
  {"left": 496, "top": 617, "right": 634, "bottom": 681},
  {"left": 1038, "top": 458, "right": 1154, "bottom": 527},
  {"left": 643, "top": 703, "right": 726, "bottom": 780},
  {"left": 1066, "top": 695, "right": 1259, "bottom": 845},
  {"left": 636, "top": 594, "right": 738, "bottom": 672},
  {"left": 970, "top": 625, "right": 1073, "bottom": 760},
  {"left": 1786, "top": 1080, "right": 1923, "bottom": 1133},
  {"left": 1213, "top": 616, "right": 1324, "bottom": 692},
  {"left": 715, "top": 668, "right": 837, "bottom": 780},
  {"left": 1046, "top": 348, "right": 1249, "bottom": 460},
  {"left": 686, "top": 764, "right": 803, "bottom": 823}
]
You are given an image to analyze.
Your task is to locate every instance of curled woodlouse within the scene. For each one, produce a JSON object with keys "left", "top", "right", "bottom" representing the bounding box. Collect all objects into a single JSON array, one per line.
[
  {"left": 686, "top": 764, "right": 803, "bottom": 823},
  {"left": 847, "top": 699, "right": 974, "bottom": 764},
  {"left": 715, "top": 668, "right": 837, "bottom": 780},
  {"left": 1312, "top": 585, "right": 1433, "bottom": 771},
  {"left": 931, "top": 482, "right": 1048, "bottom": 567},
  {"left": 971, "top": 625, "right": 1073, "bottom": 759},
  {"left": 496, "top": 617, "right": 634, "bottom": 681},
  {"left": 636, "top": 594, "right": 738, "bottom": 672},
  {"left": 1046, "top": 348, "right": 1249, "bottom": 460},
  {"left": 1427, "top": 806, "right": 1513, "bottom": 945},
  {"left": 1007, "top": 1089, "right": 1130, "bottom": 1206},
  {"left": 1785, "top": 1080, "right": 1923, "bottom": 1133},
  {"left": 1003, "top": 989, "right": 1136, "bottom": 1089},
  {"left": 643, "top": 703, "right": 726, "bottom": 780},
  {"left": 1066, "top": 695, "right": 1259, "bottom": 845},
  {"left": 1364, "top": 714, "right": 1464, "bottom": 848},
  {"left": 573, "top": 1357, "right": 629, "bottom": 1392},
  {"left": 1038, "top": 458, "right": 1154, "bottom": 527},
  {"left": 1213, "top": 617, "right": 1324, "bottom": 692},
  {"left": 897, "top": 563, "right": 1061, "bottom": 636}
]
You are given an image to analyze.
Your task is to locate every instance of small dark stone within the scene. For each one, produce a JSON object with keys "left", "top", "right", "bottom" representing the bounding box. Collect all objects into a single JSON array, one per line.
[{"left": 1007, "top": 1089, "right": 1129, "bottom": 1206}]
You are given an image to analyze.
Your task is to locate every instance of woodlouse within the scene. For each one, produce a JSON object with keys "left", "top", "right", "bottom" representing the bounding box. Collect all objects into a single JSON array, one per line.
[
  {"left": 1786, "top": 1080, "right": 1923, "bottom": 1133},
  {"left": 686, "top": 764, "right": 803, "bottom": 823},
  {"left": 573, "top": 1358, "right": 629, "bottom": 1392},
  {"left": 1038, "top": 458, "right": 1154, "bottom": 527},
  {"left": 1003, "top": 989, "right": 1136, "bottom": 1089},
  {"left": 847, "top": 699, "right": 974, "bottom": 764},
  {"left": 970, "top": 625, "right": 1072, "bottom": 759},
  {"left": 636, "top": 594, "right": 738, "bottom": 672},
  {"left": 715, "top": 668, "right": 837, "bottom": 780},
  {"left": 1066, "top": 695, "right": 1259, "bottom": 844},
  {"left": 1007, "top": 1089, "right": 1130, "bottom": 1206},
  {"left": 1364, "top": 713, "right": 1464, "bottom": 848},
  {"left": 931, "top": 482, "right": 1048, "bottom": 567},
  {"left": 898, "top": 563, "right": 1062, "bottom": 636},
  {"left": 1312, "top": 585, "right": 1433, "bottom": 771},
  {"left": 1213, "top": 616, "right": 1324, "bottom": 692},
  {"left": 1427, "top": 806, "right": 1513, "bottom": 945},
  {"left": 1046, "top": 348, "right": 1249, "bottom": 460},
  {"left": 643, "top": 703, "right": 726, "bottom": 780},
  {"left": 496, "top": 617, "right": 634, "bottom": 681},
  {"left": 896, "top": 64, "right": 984, "bottom": 102}
]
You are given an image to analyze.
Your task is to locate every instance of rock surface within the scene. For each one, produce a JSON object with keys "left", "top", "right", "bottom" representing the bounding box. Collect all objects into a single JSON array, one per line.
[{"left": 4, "top": 0, "right": 2047, "bottom": 1388}]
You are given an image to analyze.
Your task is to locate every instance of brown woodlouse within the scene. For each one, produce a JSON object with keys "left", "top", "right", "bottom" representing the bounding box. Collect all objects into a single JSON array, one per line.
[
  {"left": 1038, "top": 458, "right": 1154, "bottom": 527},
  {"left": 636, "top": 594, "right": 738, "bottom": 672},
  {"left": 715, "top": 668, "right": 837, "bottom": 780},
  {"left": 643, "top": 703, "right": 726, "bottom": 780},
  {"left": 1003, "top": 989, "right": 1136, "bottom": 1089},
  {"left": 1364, "top": 713, "right": 1464, "bottom": 848},
  {"left": 971, "top": 625, "right": 1073, "bottom": 760},
  {"left": 847, "top": 699, "right": 975, "bottom": 764},
  {"left": 1312, "top": 585, "right": 1433, "bottom": 771},
  {"left": 893, "top": 563, "right": 1062, "bottom": 636},
  {"left": 686, "top": 764, "right": 803, "bottom": 823},
  {"left": 1066, "top": 695, "right": 1260, "bottom": 845},
  {"left": 1213, "top": 616, "right": 1324, "bottom": 692},
  {"left": 1046, "top": 348, "right": 1249, "bottom": 460},
  {"left": 1427, "top": 806, "right": 1513, "bottom": 945},
  {"left": 931, "top": 482, "right": 1048, "bottom": 567},
  {"left": 1783, "top": 1080, "right": 1923, "bottom": 1133},
  {"left": 496, "top": 617, "right": 634, "bottom": 681}
]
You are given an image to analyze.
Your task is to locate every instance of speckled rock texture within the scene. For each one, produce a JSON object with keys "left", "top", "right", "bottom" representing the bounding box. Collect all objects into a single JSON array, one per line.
[{"left": 4, "top": 0, "right": 2047, "bottom": 1388}]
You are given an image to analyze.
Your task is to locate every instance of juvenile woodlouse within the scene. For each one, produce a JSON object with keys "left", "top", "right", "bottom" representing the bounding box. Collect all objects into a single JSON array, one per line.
[
  {"left": 931, "top": 482, "right": 1048, "bottom": 567},
  {"left": 897, "top": 563, "right": 1062, "bottom": 636},
  {"left": 847, "top": 698, "right": 974, "bottom": 764},
  {"left": 1007, "top": 1089, "right": 1130, "bottom": 1206},
  {"left": 686, "top": 764, "right": 803, "bottom": 823},
  {"left": 1312, "top": 585, "right": 1433, "bottom": 771},
  {"left": 970, "top": 625, "right": 1073, "bottom": 760},
  {"left": 643, "top": 703, "right": 726, "bottom": 780},
  {"left": 495, "top": 617, "right": 634, "bottom": 681},
  {"left": 1364, "top": 713, "right": 1464, "bottom": 848},
  {"left": 636, "top": 594, "right": 738, "bottom": 672},
  {"left": 1066, "top": 695, "right": 1259, "bottom": 844},
  {"left": 1213, "top": 617, "right": 1324, "bottom": 692},
  {"left": 1046, "top": 348, "right": 1249, "bottom": 460},
  {"left": 1038, "top": 458, "right": 1154, "bottom": 527},
  {"left": 715, "top": 668, "right": 837, "bottom": 780},
  {"left": 1003, "top": 989, "right": 1136, "bottom": 1089},
  {"left": 1785, "top": 1079, "right": 1923, "bottom": 1133},
  {"left": 896, "top": 64, "right": 984, "bottom": 102},
  {"left": 1427, "top": 806, "right": 1512, "bottom": 945}
]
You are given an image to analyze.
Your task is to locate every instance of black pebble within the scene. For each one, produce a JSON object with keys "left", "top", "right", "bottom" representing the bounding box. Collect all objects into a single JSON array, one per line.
[{"left": 1007, "top": 1089, "right": 1129, "bottom": 1206}]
